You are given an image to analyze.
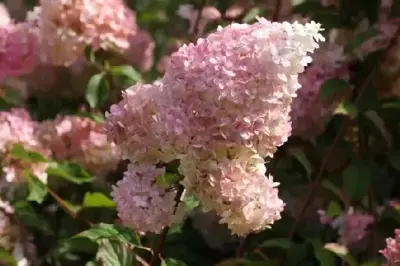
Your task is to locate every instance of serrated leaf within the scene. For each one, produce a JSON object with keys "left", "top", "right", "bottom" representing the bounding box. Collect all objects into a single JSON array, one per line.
[
  {"left": 388, "top": 150, "right": 400, "bottom": 172},
  {"left": 242, "top": 8, "right": 260, "bottom": 23},
  {"left": 345, "top": 29, "right": 380, "bottom": 53},
  {"left": 259, "top": 238, "right": 293, "bottom": 250},
  {"left": 286, "top": 147, "right": 312, "bottom": 180},
  {"left": 10, "top": 144, "right": 47, "bottom": 162},
  {"left": 161, "top": 258, "right": 188, "bottom": 266},
  {"left": 156, "top": 173, "right": 180, "bottom": 188},
  {"left": 320, "top": 79, "right": 349, "bottom": 101},
  {"left": 13, "top": 201, "right": 52, "bottom": 234},
  {"left": 111, "top": 65, "right": 142, "bottom": 83},
  {"left": 96, "top": 239, "right": 134, "bottom": 266},
  {"left": 83, "top": 192, "right": 116, "bottom": 208},
  {"left": 47, "top": 162, "right": 94, "bottom": 184},
  {"left": 85, "top": 73, "right": 108, "bottom": 108},
  {"left": 0, "top": 248, "right": 17, "bottom": 266},
  {"left": 343, "top": 161, "right": 372, "bottom": 201},
  {"left": 73, "top": 223, "right": 140, "bottom": 246},
  {"left": 25, "top": 172, "right": 47, "bottom": 204}
]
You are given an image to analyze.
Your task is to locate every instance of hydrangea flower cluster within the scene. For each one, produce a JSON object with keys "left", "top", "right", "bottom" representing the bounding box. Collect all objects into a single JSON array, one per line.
[
  {"left": 110, "top": 163, "right": 176, "bottom": 234},
  {"left": 380, "top": 229, "right": 400, "bottom": 265},
  {"left": 0, "top": 108, "right": 49, "bottom": 184},
  {"left": 107, "top": 18, "right": 325, "bottom": 236},
  {"left": 0, "top": 6, "right": 39, "bottom": 81},
  {"left": 290, "top": 43, "right": 350, "bottom": 138},
  {"left": 28, "top": 0, "right": 137, "bottom": 66},
  {"left": 37, "top": 115, "right": 121, "bottom": 176}
]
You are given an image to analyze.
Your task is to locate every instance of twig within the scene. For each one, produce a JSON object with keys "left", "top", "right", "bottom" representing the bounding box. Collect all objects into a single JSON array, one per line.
[
  {"left": 190, "top": 0, "right": 207, "bottom": 41},
  {"left": 149, "top": 186, "right": 185, "bottom": 266},
  {"left": 272, "top": 0, "right": 282, "bottom": 22},
  {"left": 287, "top": 27, "right": 400, "bottom": 240}
]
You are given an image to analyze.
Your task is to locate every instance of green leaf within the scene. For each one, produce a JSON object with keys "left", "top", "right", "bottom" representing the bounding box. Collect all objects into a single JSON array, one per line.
[
  {"left": 388, "top": 150, "right": 400, "bottom": 172},
  {"left": 320, "top": 79, "right": 349, "bottom": 101},
  {"left": 13, "top": 201, "right": 52, "bottom": 234},
  {"left": 0, "top": 248, "right": 17, "bottom": 266},
  {"left": 181, "top": 193, "right": 199, "bottom": 212},
  {"left": 25, "top": 172, "right": 47, "bottom": 204},
  {"left": 363, "top": 111, "right": 392, "bottom": 147},
  {"left": 96, "top": 239, "right": 134, "bottom": 266},
  {"left": 334, "top": 100, "right": 358, "bottom": 118},
  {"left": 342, "top": 161, "right": 372, "bottom": 201},
  {"left": 156, "top": 173, "right": 181, "bottom": 188},
  {"left": 324, "top": 243, "right": 358, "bottom": 266},
  {"left": 10, "top": 143, "right": 47, "bottom": 162},
  {"left": 47, "top": 162, "right": 94, "bottom": 184},
  {"left": 83, "top": 192, "right": 116, "bottom": 208},
  {"left": 310, "top": 239, "right": 335, "bottom": 266},
  {"left": 111, "top": 65, "right": 142, "bottom": 83},
  {"left": 161, "top": 258, "right": 188, "bottom": 266},
  {"left": 286, "top": 147, "right": 312, "bottom": 180},
  {"left": 259, "top": 238, "right": 293, "bottom": 250},
  {"left": 345, "top": 29, "right": 380, "bottom": 53},
  {"left": 85, "top": 73, "right": 108, "bottom": 108},
  {"left": 73, "top": 223, "right": 140, "bottom": 246},
  {"left": 326, "top": 201, "right": 344, "bottom": 217},
  {"left": 242, "top": 8, "right": 261, "bottom": 23}
]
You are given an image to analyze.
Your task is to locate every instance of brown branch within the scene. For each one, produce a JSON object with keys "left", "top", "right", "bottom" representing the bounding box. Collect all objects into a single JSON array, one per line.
[
  {"left": 272, "top": 0, "right": 282, "bottom": 22},
  {"left": 287, "top": 27, "right": 400, "bottom": 240},
  {"left": 190, "top": 0, "right": 207, "bottom": 41},
  {"left": 149, "top": 186, "right": 185, "bottom": 266}
]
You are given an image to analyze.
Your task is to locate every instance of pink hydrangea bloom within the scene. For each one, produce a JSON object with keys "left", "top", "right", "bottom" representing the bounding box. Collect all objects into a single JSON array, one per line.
[
  {"left": 160, "top": 18, "right": 325, "bottom": 158},
  {"left": 105, "top": 82, "right": 184, "bottom": 164},
  {"left": 179, "top": 150, "right": 285, "bottom": 236},
  {"left": 380, "top": 229, "right": 400, "bottom": 265},
  {"left": 37, "top": 116, "right": 121, "bottom": 176},
  {"left": 0, "top": 22, "right": 39, "bottom": 79},
  {"left": 290, "top": 43, "right": 350, "bottom": 138},
  {"left": 0, "top": 108, "right": 48, "bottom": 184},
  {"left": 30, "top": 0, "right": 137, "bottom": 66},
  {"left": 111, "top": 163, "right": 177, "bottom": 234}
]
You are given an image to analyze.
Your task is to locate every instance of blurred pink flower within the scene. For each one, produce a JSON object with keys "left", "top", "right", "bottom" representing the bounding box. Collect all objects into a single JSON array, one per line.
[
  {"left": 381, "top": 229, "right": 400, "bottom": 265},
  {"left": 290, "top": 43, "right": 350, "bottom": 138},
  {"left": 37, "top": 116, "right": 121, "bottom": 176},
  {"left": 0, "top": 108, "right": 49, "bottom": 184},
  {"left": 123, "top": 30, "right": 155, "bottom": 72},
  {"left": 0, "top": 23, "right": 39, "bottom": 79},
  {"left": 30, "top": 0, "right": 137, "bottom": 66}
]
